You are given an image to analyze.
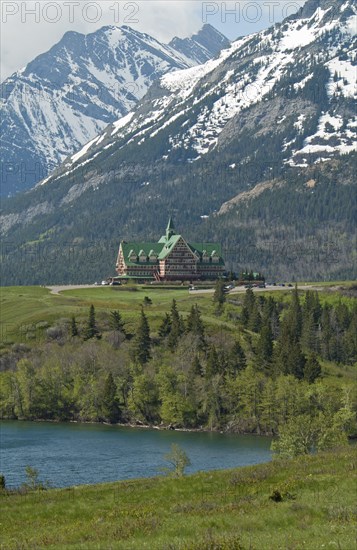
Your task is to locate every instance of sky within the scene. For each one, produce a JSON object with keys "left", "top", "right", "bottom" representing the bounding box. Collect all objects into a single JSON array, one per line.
[{"left": 1, "top": 0, "right": 305, "bottom": 81}]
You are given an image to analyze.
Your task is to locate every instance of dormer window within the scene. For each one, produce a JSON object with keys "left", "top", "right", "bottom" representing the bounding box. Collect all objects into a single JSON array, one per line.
[
  {"left": 202, "top": 250, "right": 209, "bottom": 263},
  {"left": 149, "top": 250, "right": 157, "bottom": 262},
  {"left": 128, "top": 249, "right": 137, "bottom": 262},
  {"left": 138, "top": 250, "right": 147, "bottom": 262},
  {"left": 211, "top": 250, "right": 219, "bottom": 263}
]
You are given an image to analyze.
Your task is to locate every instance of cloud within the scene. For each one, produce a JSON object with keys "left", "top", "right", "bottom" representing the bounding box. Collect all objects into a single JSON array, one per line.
[
  {"left": 1, "top": 1, "right": 202, "bottom": 80},
  {"left": 1, "top": 1, "right": 305, "bottom": 81}
]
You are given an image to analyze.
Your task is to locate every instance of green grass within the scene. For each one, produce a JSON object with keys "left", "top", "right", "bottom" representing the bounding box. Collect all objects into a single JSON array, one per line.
[
  {"left": 0, "top": 286, "right": 198, "bottom": 343},
  {"left": 1, "top": 447, "right": 356, "bottom": 549},
  {"left": 1, "top": 282, "right": 355, "bottom": 344}
]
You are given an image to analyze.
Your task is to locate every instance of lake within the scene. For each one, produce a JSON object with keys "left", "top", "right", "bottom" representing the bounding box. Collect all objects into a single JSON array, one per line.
[{"left": 0, "top": 421, "right": 272, "bottom": 488}]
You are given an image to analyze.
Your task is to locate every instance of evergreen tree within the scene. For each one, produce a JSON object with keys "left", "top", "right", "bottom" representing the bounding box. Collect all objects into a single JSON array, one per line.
[
  {"left": 274, "top": 327, "right": 305, "bottom": 379},
  {"left": 158, "top": 313, "right": 172, "bottom": 338},
  {"left": 205, "top": 346, "right": 220, "bottom": 378},
  {"left": 101, "top": 372, "right": 120, "bottom": 423},
  {"left": 241, "top": 288, "right": 255, "bottom": 327},
  {"left": 304, "top": 353, "right": 322, "bottom": 383},
  {"left": 248, "top": 301, "right": 262, "bottom": 332},
  {"left": 301, "top": 310, "right": 318, "bottom": 353},
  {"left": 84, "top": 305, "right": 101, "bottom": 340},
  {"left": 256, "top": 319, "right": 273, "bottom": 372},
  {"left": 320, "top": 304, "right": 332, "bottom": 359},
  {"left": 132, "top": 308, "right": 151, "bottom": 364},
  {"left": 186, "top": 305, "right": 206, "bottom": 349},
  {"left": 191, "top": 355, "right": 203, "bottom": 377},
  {"left": 213, "top": 279, "right": 226, "bottom": 312},
  {"left": 343, "top": 304, "right": 357, "bottom": 364},
  {"left": 286, "top": 285, "right": 302, "bottom": 341},
  {"left": 303, "top": 290, "right": 321, "bottom": 325},
  {"left": 228, "top": 341, "right": 247, "bottom": 374},
  {"left": 335, "top": 301, "right": 350, "bottom": 331},
  {"left": 168, "top": 300, "right": 184, "bottom": 351},
  {"left": 70, "top": 316, "right": 78, "bottom": 338},
  {"left": 289, "top": 342, "right": 306, "bottom": 379},
  {"left": 109, "top": 310, "right": 126, "bottom": 336}
]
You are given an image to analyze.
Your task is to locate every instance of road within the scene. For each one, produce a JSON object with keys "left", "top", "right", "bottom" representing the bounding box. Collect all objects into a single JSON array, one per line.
[
  {"left": 47, "top": 283, "right": 322, "bottom": 296},
  {"left": 189, "top": 284, "right": 322, "bottom": 295},
  {"left": 47, "top": 284, "right": 98, "bottom": 295}
]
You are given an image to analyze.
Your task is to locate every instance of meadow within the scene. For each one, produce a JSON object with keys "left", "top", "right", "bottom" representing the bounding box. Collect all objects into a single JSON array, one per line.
[
  {"left": 1, "top": 282, "right": 355, "bottom": 345},
  {"left": 1, "top": 447, "right": 356, "bottom": 549},
  {"left": 1, "top": 283, "right": 356, "bottom": 548}
]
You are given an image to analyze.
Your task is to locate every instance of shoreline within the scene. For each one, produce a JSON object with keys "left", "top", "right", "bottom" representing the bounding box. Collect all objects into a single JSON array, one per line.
[{"left": 0, "top": 417, "right": 274, "bottom": 437}]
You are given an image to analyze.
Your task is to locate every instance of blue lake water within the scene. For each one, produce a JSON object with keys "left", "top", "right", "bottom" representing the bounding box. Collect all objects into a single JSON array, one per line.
[{"left": 0, "top": 421, "right": 272, "bottom": 488}]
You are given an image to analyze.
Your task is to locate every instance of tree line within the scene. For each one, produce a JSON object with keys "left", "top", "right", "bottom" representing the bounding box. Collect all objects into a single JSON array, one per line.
[{"left": 0, "top": 289, "right": 356, "bottom": 452}]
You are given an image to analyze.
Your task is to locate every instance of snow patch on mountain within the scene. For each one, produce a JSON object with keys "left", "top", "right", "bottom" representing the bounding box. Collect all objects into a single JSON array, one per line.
[
  {"left": 36, "top": 0, "right": 357, "bottom": 189},
  {"left": 1, "top": 24, "right": 229, "bottom": 195}
]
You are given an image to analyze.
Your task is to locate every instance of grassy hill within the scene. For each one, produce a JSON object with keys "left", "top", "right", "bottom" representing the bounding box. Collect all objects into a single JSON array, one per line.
[
  {"left": 1, "top": 282, "right": 355, "bottom": 345},
  {"left": 1, "top": 447, "right": 356, "bottom": 549}
]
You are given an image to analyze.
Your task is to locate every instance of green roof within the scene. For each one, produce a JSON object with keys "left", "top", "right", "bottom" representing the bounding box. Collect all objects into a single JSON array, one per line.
[
  {"left": 120, "top": 235, "right": 224, "bottom": 266},
  {"left": 121, "top": 242, "right": 163, "bottom": 266},
  {"left": 190, "top": 243, "right": 223, "bottom": 256},
  {"left": 158, "top": 234, "right": 182, "bottom": 259}
]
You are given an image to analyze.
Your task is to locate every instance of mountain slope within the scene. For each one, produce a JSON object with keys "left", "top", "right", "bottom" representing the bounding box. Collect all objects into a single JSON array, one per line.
[
  {"left": 0, "top": 0, "right": 356, "bottom": 285},
  {"left": 0, "top": 24, "right": 229, "bottom": 196},
  {"left": 42, "top": 0, "right": 355, "bottom": 182},
  {"left": 169, "top": 23, "right": 230, "bottom": 64}
]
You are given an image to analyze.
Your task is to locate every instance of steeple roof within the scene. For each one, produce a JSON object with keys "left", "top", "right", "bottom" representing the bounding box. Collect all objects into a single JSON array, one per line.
[
  {"left": 165, "top": 217, "right": 176, "bottom": 241},
  {"left": 166, "top": 217, "right": 175, "bottom": 233}
]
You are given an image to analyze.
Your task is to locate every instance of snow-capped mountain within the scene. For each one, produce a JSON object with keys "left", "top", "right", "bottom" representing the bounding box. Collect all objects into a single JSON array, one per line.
[
  {"left": 44, "top": 0, "right": 355, "bottom": 189},
  {"left": 1, "top": 0, "right": 356, "bottom": 285},
  {"left": 0, "top": 24, "right": 229, "bottom": 196},
  {"left": 169, "top": 23, "right": 231, "bottom": 64}
]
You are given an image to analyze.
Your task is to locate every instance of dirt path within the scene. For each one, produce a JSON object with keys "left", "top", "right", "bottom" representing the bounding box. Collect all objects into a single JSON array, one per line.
[
  {"left": 47, "top": 284, "right": 98, "bottom": 295},
  {"left": 46, "top": 283, "right": 322, "bottom": 296}
]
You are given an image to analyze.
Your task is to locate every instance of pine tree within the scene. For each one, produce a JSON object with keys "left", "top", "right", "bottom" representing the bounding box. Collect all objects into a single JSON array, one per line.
[
  {"left": 335, "top": 301, "right": 350, "bottom": 331},
  {"left": 213, "top": 279, "right": 226, "bottom": 312},
  {"left": 274, "top": 324, "right": 305, "bottom": 379},
  {"left": 301, "top": 310, "right": 318, "bottom": 353},
  {"left": 303, "top": 290, "right": 321, "bottom": 325},
  {"left": 228, "top": 341, "right": 247, "bottom": 374},
  {"left": 286, "top": 285, "right": 302, "bottom": 341},
  {"left": 248, "top": 301, "right": 262, "bottom": 333},
  {"left": 205, "top": 346, "right": 220, "bottom": 378},
  {"left": 256, "top": 320, "right": 273, "bottom": 372},
  {"left": 320, "top": 304, "right": 332, "bottom": 359},
  {"left": 304, "top": 353, "right": 322, "bottom": 383},
  {"left": 84, "top": 305, "right": 101, "bottom": 340},
  {"left": 186, "top": 305, "right": 206, "bottom": 349},
  {"left": 158, "top": 313, "right": 172, "bottom": 338},
  {"left": 191, "top": 355, "right": 203, "bottom": 377},
  {"left": 343, "top": 304, "right": 357, "bottom": 364},
  {"left": 168, "top": 300, "right": 184, "bottom": 351},
  {"left": 70, "top": 316, "right": 78, "bottom": 338},
  {"left": 289, "top": 342, "right": 306, "bottom": 379},
  {"left": 109, "top": 310, "right": 126, "bottom": 336},
  {"left": 132, "top": 308, "right": 151, "bottom": 364},
  {"left": 101, "top": 372, "right": 120, "bottom": 423},
  {"left": 241, "top": 288, "right": 255, "bottom": 327}
]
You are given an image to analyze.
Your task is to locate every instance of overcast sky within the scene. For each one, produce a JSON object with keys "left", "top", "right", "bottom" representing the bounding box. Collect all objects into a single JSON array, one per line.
[{"left": 1, "top": 1, "right": 305, "bottom": 81}]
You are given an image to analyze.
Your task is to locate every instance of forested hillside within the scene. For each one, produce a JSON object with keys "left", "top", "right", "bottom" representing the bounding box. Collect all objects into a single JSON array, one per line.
[
  {"left": 1, "top": 286, "right": 356, "bottom": 451},
  {"left": 1, "top": 0, "right": 355, "bottom": 284}
]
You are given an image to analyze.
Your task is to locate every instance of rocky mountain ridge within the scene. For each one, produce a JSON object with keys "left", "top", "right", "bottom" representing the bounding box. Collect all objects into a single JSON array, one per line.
[{"left": 1, "top": 24, "right": 229, "bottom": 195}]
